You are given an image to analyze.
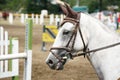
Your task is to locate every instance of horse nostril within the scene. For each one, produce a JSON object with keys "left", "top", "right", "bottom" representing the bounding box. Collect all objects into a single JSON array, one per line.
[{"left": 48, "top": 59, "right": 53, "bottom": 64}]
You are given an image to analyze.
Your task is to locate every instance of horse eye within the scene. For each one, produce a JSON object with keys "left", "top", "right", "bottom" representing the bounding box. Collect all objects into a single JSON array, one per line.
[{"left": 63, "top": 31, "right": 70, "bottom": 35}]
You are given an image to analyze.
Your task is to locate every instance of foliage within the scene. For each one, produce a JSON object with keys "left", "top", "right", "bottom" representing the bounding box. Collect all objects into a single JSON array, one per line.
[
  {"left": 60, "top": 0, "right": 120, "bottom": 13},
  {"left": 0, "top": 0, "right": 27, "bottom": 12},
  {"left": 0, "top": 0, "right": 6, "bottom": 10},
  {"left": 26, "top": 0, "right": 60, "bottom": 14},
  {"left": 0, "top": 0, "right": 120, "bottom": 13}
]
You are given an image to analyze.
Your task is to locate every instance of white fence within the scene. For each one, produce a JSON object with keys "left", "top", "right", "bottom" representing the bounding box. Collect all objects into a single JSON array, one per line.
[
  {"left": 0, "top": 27, "right": 19, "bottom": 79},
  {"left": 8, "top": 13, "right": 65, "bottom": 26},
  {"left": 0, "top": 19, "right": 33, "bottom": 80}
]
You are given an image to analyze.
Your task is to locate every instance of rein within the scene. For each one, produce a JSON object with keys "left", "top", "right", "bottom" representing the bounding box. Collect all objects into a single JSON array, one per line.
[{"left": 73, "top": 42, "right": 120, "bottom": 57}]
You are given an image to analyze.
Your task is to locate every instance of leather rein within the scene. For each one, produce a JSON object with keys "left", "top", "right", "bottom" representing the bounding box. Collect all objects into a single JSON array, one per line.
[{"left": 49, "top": 13, "right": 120, "bottom": 62}]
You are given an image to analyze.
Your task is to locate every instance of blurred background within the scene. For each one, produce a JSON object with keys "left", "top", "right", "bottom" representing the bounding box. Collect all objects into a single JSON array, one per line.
[
  {"left": 0, "top": 0, "right": 120, "bottom": 80},
  {"left": 0, "top": 0, "right": 120, "bottom": 14}
]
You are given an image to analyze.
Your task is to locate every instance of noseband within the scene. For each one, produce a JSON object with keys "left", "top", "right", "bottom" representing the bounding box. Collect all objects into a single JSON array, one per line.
[{"left": 50, "top": 13, "right": 87, "bottom": 62}]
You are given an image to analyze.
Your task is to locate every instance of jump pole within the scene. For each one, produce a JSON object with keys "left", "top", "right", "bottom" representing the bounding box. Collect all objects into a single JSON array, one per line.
[
  {"left": 24, "top": 18, "right": 33, "bottom": 80},
  {"left": 41, "top": 25, "right": 46, "bottom": 51}
]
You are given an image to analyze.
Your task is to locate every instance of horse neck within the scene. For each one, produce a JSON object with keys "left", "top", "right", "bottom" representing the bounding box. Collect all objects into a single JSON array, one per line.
[{"left": 80, "top": 13, "right": 119, "bottom": 49}]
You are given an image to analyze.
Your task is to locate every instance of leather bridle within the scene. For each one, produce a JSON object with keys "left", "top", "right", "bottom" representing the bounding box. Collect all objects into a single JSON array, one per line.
[
  {"left": 49, "top": 12, "right": 120, "bottom": 63},
  {"left": 50, "top": 13, "right": 87, "bottom": 62}
]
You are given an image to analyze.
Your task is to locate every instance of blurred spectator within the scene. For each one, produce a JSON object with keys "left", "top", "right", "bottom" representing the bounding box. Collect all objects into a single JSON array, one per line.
[
  {"left": 2, "top": 12, "right": 9, "bottom": 20},
  {"left": 0, "top": 11, "right": 2, "bottom": 18},
  {"left": 118, "top": 14, "right": 120, "bottom": 23},
  {"left": 118, "top": 14, "right": 120, "bottom": 29}
]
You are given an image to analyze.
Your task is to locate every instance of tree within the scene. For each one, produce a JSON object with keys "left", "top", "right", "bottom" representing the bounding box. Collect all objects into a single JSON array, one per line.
[
  {"left": 0, "top": 0, "right": 120, "bottom": 13},
  {"left": 79, "top": 0, "right": 120, "bottom": 13},
  {"left": 0, "top": 0, "right": 27, "bottom": 12},
  {"left": 26, "top": 0, "right": 62, "bottom": 14},
  {"left": 0, "top": 0, "right": 6, "bottom": 10}
]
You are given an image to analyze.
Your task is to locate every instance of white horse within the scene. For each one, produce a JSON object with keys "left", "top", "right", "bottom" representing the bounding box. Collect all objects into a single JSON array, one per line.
[{"left": 46, "top": 1, "right": 120, "bottom": 80}]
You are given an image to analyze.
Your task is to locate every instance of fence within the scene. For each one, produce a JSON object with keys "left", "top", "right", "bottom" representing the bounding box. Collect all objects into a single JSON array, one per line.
[
  {"left": 41, "top": 25, "right": 58, "bottom": 51},
  {"left": 8, "top": 13, "right": 65, "bottom": 26},
  {"left": 0, "top": 19, "right": 33, "bottom": 80}
]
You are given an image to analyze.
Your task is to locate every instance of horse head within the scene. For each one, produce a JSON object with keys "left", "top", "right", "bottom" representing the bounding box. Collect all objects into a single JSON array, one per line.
[{"left": 46, "top": 1, "right": 89, "bottom": 70}]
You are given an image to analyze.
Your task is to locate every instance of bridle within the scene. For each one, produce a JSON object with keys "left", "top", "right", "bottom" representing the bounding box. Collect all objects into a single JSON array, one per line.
[
  {"left": 49, "top": 13, "right": 120, "bottom": 63},
  {"left": 50, "top": 13, "right": 87, "bottom": 62}
]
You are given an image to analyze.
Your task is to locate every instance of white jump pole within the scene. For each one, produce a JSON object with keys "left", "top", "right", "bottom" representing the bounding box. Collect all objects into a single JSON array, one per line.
[
  {"left": 40, "top": 14, "right": 44, "bottom": 25},
  {"left": 9, "top": 13, "right": 13, "bottom": 24},
  {"left": 31, "top": 14, "right": 34, "bottom": 23},
  {"left": 25, "top": 14, "right": 28, "bottom": 20},
  {"left": 50, "top": 14, "right": 54, "bottom": 25},
  {"left": 21, "top": 13, "right": 25, "bottom": 23},
  {"left": 55, "top": 15, "right": 60, "bottom": 26},
  {"left": 35, "top": 14, "right": 39, "bottom": 24}
]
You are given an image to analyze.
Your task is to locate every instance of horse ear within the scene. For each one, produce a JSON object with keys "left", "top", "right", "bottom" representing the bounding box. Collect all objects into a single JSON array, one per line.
[
  {"left": 64, "top": 3, "right": 78, "bottom": 19},
  {"left": 59, "top": 2, "right": 78, "bottom": 19},
  {"left": 59, "top": 3, "right": 69, "bottom": 16}
]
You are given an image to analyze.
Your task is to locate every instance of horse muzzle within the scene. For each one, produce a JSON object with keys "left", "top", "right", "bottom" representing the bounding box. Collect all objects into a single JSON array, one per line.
[{"left": 46, "top": 59, "right": 64, "bottom": 70}]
